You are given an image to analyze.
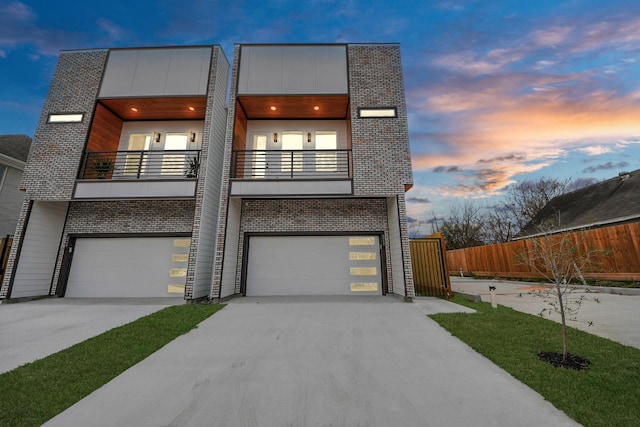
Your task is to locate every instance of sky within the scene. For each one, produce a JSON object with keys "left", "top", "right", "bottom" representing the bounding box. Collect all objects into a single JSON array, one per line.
[{"left": 1, "top": 0, "right": 639, "bottom": 229}]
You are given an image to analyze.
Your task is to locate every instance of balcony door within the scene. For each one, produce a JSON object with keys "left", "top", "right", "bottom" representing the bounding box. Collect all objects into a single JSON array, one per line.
[
  {"left": 246, "top": 126, "right": 340, "bottom": 178},
  {"left": 123, "top": 132, "right": 193, "bottom": 177}
]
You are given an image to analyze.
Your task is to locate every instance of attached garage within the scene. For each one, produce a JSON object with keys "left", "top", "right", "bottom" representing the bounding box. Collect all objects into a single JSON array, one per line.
[
  {"left": 63, "top": 237, "right": 190, "bottom": 297},
  {"left": 244, "top": 235, "right": 384, "bottom": 296}
]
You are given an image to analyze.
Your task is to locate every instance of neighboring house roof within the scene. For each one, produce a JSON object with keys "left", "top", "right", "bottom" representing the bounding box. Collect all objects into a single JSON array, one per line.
[
  {"left": 518, "top": 168, "right": 640, "bottom": 237},
  {"left": 0, "top": 135, "right": 32, "bottom": 164}
]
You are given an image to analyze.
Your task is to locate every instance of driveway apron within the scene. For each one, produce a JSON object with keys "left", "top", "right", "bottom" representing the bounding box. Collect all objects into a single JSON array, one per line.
[{"left": 44, "top": 297, "right": 579, "bottom": 427}]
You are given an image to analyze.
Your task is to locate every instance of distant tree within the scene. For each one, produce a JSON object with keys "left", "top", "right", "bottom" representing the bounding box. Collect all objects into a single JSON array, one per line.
[
  {"left": 407, "top": 221, "right": 425, "bottom": 239},
  {"left": 440, "top": 201, "right": 486, "bottom": 249},
  {"left": 503, "top": 177, "right": 571, "bottom": 231},
  {"left": 483, "top": 206, "right": 519, "bottom": 244},
  {"left": 515, "top": 226, "right": 604, "bottom": 367},
  {"left": 485, "top": 177, "right": 594, "bottom": 243}
]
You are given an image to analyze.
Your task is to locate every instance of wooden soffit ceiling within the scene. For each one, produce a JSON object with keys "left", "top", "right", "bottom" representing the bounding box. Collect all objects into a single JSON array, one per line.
[
  {"left": 99, "top": 97, "right": 207, "bottom": 121},
  {"left": 237, "top": 95, "right": 349, "bottom": 119}
]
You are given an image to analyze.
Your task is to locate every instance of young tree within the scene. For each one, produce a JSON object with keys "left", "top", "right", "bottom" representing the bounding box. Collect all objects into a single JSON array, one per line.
[{"left": 516, "top": 227, "right": 604, "bottom": 366}]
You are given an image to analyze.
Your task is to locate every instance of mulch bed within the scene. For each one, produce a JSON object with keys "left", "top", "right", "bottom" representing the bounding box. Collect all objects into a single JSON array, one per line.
[{"left": 538, "top": 351, "right": 591, "bottom": 370}]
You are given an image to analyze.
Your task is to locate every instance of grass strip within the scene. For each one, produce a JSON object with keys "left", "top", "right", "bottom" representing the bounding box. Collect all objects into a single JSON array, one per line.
[
  {"left": 429, "top": 296, "right": 640, "bottom": 427},
  {"left": 0, "top": 304, "right": 224, "bottom": 427}
]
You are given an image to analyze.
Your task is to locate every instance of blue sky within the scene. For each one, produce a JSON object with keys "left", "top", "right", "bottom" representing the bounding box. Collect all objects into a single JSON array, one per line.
[{"left": 1, "top": 0, "right": 639, "bottom": 226}]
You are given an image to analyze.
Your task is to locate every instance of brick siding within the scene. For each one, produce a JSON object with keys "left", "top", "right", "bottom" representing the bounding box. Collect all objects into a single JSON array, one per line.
[
  {"left": 347, "top": 45, "right": 413, "bottom": 196},
  {"left": 21, "top": 50, "right": 108, "bottom": 200}
]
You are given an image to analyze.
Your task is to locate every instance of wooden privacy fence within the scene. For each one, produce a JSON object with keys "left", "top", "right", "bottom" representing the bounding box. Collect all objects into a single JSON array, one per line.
[
  {"left": 410, "top": 234, "right": 452, "bottom": 298},
  {"left": 446, "top": 222, "right": 640, "bottom": 282},
  {"left": 0, "top": 235, "right": 13, "bottom": 285}
]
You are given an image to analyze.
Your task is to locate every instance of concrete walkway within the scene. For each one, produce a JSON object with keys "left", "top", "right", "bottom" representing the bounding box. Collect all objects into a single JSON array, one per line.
[
  {"left": 44, "top": 296, "right": 578, "bottom": 427},
  {"left": 0, "top": 297, "right": 182, "bottom": 374},
  {"left": 451, "top": 277, "right": 640, "bottom": 349}
]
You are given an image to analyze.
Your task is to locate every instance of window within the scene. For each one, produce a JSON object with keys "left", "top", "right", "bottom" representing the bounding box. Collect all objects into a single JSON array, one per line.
[
  {"left": 123, "top": 134, "right": 152, "bottom": 176},
  {"left": 315, "top": 131, "right": 337, "bottom": 172},
  {"left": 48, "top": 113, "right": 84, "bottom": 123},
  {"left": 252, "top": 134, "right": 267, "bottom": 178},
  {"left": 358, "top": 107, "right": 397, "bottom": 118},
  {"left": 162, "top": 133, "right": 189, "bottom": 175}
]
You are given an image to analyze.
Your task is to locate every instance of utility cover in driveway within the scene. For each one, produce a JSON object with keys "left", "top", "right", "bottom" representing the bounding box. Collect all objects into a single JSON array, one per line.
[
  {"left": 65, "top": 237, "right": 189, "bottom": 297},
  {"left": 245, "top": 235, "right": 382, "bottom": 296}
]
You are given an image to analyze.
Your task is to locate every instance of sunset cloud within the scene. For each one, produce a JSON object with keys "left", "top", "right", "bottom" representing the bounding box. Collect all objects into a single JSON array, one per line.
[{"left": 410, "top": 10, "right": 640, "bottom": 202}]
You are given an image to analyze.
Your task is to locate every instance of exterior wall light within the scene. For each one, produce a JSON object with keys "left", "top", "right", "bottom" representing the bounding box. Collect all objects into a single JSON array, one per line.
[
  {"left": 307, "top": 132, "right": 312, "bottom": 143},
  {"left": 273, "top": 132, "right": 278, "bottom": 143},
  {"left": 154, "top": 132, "right": 161, "bottom": 142},
  {"left": 189, "top": 132, "right": 196, "bottom": 142}
]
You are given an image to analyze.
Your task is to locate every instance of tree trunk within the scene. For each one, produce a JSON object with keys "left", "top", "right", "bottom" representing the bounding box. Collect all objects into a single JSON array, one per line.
[{"left": 556, "top": 281, "right": 568, "bottom": 361}]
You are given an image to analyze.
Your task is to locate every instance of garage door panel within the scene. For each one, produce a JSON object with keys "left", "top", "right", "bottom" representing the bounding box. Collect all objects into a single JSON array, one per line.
[
  {"left": 65, "top": 237, "right": 187, "bottom": 298},
  {"left": 245, "top": 235, "right": 382, "bottom": 296}
]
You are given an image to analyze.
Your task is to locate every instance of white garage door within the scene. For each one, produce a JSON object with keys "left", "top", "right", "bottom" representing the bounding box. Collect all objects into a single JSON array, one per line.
[
  {"left": 65, "top": 237, "right": 190, "bottom": 297},
  {"left": 245, "top": 235, "right": 383, "bottom": 296}
]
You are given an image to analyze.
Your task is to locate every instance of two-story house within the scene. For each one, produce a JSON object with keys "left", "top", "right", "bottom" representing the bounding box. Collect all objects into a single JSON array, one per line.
[
  {"left": 0, "top": 135, "right": 31, "bottom": 237},
  {"left": 0, "top": 43, "right": 415, "bottom": 301},
  {"left": 211, "top": 44, "right": 415, "bottom": 300}
]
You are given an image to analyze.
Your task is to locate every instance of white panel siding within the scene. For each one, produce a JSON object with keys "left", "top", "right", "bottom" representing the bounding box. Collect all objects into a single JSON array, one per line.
[
  {"left": 238, "top": 45, "right": 347, "bottom": 95},
  {"left": 99, "top": 48, "right": 211, "bottom": 97},
  {"left": 10, "top": 201, "right": 68, "bottom": 298},
  {"left": 190, "top": 51, "right": 230, "bottom": 299},
  {"left": 387, "top": 197, "right": 405, "bottom": 296},
  {"left": 219, "top": 198, "right": 241, "bottom": 298}
]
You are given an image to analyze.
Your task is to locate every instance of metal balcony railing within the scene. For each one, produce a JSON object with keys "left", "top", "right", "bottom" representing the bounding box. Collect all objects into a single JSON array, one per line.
[
  {"left": 79, "top": 150, "right": 201, "bottom": 180},
  {"left": 231, "top": 149, "right": 352, "bottom": 179}
]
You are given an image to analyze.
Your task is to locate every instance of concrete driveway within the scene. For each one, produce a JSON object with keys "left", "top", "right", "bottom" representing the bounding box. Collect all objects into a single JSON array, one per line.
[
  {"left": 44, "top": 296, "right": 578, "bottom": 427},
  {"left": 0, "top": 297, "right": 182, "bottom": 374}
]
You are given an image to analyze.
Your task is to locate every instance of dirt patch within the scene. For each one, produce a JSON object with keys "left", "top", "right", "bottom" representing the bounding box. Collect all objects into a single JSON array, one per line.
[{"left": 538, "top": 351, "right": 591, "bottom": 370}]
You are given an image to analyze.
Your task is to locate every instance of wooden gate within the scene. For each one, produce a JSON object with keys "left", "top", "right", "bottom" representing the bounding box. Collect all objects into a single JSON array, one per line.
[{"left": 410, "top": 233, "right": 452, "bottom": 298}]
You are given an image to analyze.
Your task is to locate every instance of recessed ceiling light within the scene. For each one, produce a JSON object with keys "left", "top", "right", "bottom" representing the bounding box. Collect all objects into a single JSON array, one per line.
[
  {"left": 130, "top": 107, "right": 138, "bottom": 112},
  {"left": 313, "top": 106, "right": 320, "bottom": 111},
  {"left": 188, "top": 106, "right": 195, "bottom": 111},
  {"left": 270, "top": 106, "right": 277, "bottom": 111}
]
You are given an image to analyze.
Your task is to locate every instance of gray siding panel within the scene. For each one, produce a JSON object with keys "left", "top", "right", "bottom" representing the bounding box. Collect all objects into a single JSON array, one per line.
[
  {"left": 10, "top": 201, "right": 67, "bottom": 298},
  {"left": 100, "top": 48, "right": 212, "bottom": 97},
  {"left": 238, "top": 45, "right": 347, "bottom": 95}
]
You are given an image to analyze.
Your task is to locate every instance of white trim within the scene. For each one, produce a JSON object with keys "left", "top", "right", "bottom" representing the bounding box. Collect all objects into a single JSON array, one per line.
[{"left": 0, "top": 153, "right": 26, "bottom": 170}]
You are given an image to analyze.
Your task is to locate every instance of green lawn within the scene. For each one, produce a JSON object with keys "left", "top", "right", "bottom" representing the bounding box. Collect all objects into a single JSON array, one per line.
[
  {"left": 430, "top": 296, "right": 640, "bottom": 427},
  {"left": 0, "top": 304, "right": 224, "bottom": 427}
]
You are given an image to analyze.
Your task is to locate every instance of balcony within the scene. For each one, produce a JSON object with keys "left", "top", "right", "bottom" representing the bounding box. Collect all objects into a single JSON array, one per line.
[
  {"left": 74, "top": 150, "right": 200, "bottom": 199},
  {"left": 230, "top": 149, "right": 353, "bottom": 197}
]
